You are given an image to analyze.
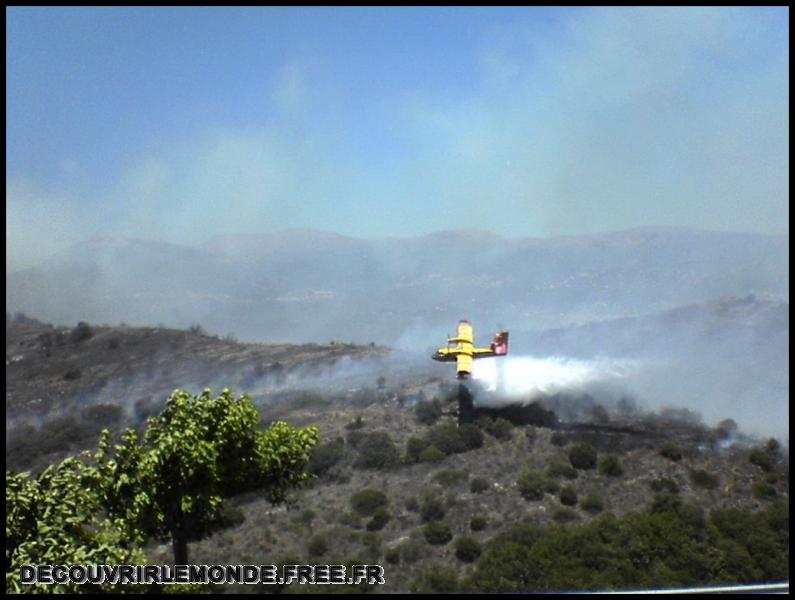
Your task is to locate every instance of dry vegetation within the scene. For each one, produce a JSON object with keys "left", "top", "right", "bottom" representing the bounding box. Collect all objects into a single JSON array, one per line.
[{"left": 5, "top": 315, "right": 789, "bottom": 593}]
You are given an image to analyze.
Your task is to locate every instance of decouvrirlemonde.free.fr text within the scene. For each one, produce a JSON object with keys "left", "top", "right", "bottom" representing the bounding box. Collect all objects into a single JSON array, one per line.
[{"left": 21, "top": 564, "right": 385, "bottom": 586}]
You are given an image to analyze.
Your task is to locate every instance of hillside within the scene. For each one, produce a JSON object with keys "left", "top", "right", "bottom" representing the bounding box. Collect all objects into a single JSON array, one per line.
[
  {"left": 154, "top": 389, "right": 789, "bottom": 593},
  {"left": 5, "top": 315, "right": 387, "bottom": 472},
  {"left": 5, "top": 313, "right": 789, "bottom": 592}
]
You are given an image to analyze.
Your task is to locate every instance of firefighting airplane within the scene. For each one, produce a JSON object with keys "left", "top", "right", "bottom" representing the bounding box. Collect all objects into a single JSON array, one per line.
[{"left": 432, "top": 320, "right": 509, "bottom": 380}]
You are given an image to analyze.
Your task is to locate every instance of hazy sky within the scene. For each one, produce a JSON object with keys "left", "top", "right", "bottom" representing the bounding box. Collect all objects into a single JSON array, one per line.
[{"left": 6, "top": 7, "right": 789, "bottom": 270}]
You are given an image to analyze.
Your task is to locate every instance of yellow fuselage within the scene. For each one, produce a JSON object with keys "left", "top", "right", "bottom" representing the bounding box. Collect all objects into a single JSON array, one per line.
[{"left": 432, "top": 321, "right": 496, "bottom": 379}]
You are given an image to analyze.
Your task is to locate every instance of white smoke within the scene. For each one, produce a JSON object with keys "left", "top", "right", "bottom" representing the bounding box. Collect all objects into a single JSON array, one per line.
[{"left": 471, "top": 355, "right": 639, "bottom": 398}]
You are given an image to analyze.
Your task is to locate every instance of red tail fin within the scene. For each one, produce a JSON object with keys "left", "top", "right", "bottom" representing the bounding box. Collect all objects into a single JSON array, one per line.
[{"left": 492, "top": 331, "right": 509, "bottom": 355}]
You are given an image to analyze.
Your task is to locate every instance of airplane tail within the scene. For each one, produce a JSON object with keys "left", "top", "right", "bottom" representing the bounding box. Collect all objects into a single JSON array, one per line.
[{"left": 492, "top": 331, "right": 509, "bottom": 355}]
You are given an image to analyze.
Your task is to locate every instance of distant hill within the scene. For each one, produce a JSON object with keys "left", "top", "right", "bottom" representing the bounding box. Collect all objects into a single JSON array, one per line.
[
  {"left": 523, "top": 296, "right": 789, "bottom": 438},
  {"left": 519, "top": 294, "right": 789, "bottom": 360},
  {"left": 6, "top": 226, "right": 788, "bottom": 345},
  {"left": 5, "top": 317, "right": 387, "bottom": 421}
]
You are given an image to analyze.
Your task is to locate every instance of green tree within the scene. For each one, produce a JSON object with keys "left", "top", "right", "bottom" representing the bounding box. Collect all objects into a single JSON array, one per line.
[
  {"left": 94, "top": 388, "right": 319, "bottom": 565},
  {"left": 6, "top": 458, "right": 146, "bottom": 593}
]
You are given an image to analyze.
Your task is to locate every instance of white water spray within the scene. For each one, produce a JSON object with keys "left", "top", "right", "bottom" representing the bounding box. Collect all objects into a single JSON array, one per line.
[{"left": 472, "top": 355, "right": 638, "bottom": 398}]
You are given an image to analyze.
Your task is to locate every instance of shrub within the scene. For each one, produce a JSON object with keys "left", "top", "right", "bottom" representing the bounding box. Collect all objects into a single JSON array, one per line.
[
  {"left": 466, "top": 502, "right": 789, "bottom": 592},
  {"left": 749, "top": 448, "right": 775, "bottom": 473},
  {"left": 410, "top": 565, "right": 459, "bottom": 593},
  {"left": 491, "top": 417, "right": 514, "bottom": 441},
  {"left": 547, "top": 461, "right": 578, "bottom": 480},
  {"left": 423, "top": 521, "right": 453, "bottom": 545},
  {"left": 489, "top": 522, "right": 545, "bottom": 551},
  {"left": 476, "top": 415, "right": 513, "bottom": 440},
  {"left": 434, "top": 469, "right": 468, "bottom": 487},
  {"left": 580, "top": 493, "right": 604, "bottom": 514},
  {"left": 71, "top": 321, "right": 94, "bottom": 342},
  {"left": 475, "top": 415, "right": 495, "bottom": 432},
  {"left": 308, "top": 437, "right": 345, "bottom": 476},
  {"left": 689, "top": 469, "right": 719, "bottom": 490},
  {"left": 470, "top": 476, "right": 490, "bottom": 493},
  {"left": 459, "top": 423, "right": 484, "bottom": 450},
  {"left": 418, "top": 446, "right": 446, "bottom": 463},
  {"left": 649, "top": 477, "right": 680, "bottom": 494},
  {"left": 517, "top": 468, "right": 547, "bottom": 501},
  {"left": 569, "top": 443, "right": 597, "bottom": 470},
  {"left": 765, "top": 438, "right": 781, "bottom": 460},
  {"left": 559, "top": 486, "right": 578, "bottom": 507},
  {"left": 455, "top": 535, "right": 482, "bottom": 562},
  {"left": 405, "top": 436, "right": 430, "bottom": 463},
  {"left": 716, "top": 418, "right": 738, "bottom": 439},
  {"left": 550, "top": 431, "right": 568, "bottom": 447},
  {"left": 598, "top": 454, "right": 623, "bottom": 477},
  {"left": 752, "top": 481, "right": 777, "bottom": 500},
  {"left": 360, "top": 531, "right": 382, "bottom": 558},
  {"left": 659, "top": 441, "right": 683, "bottom": 461},
  {"left": 399, "top": 539, "right": 425, "bottom": 564},
  {"left": 354, "top": 432, "right": 399, "bottom": 469},
  {"left": 307, "top": 535, "right": 328, "bottom": 557},
  {"left": 552, "top": 507, "right": 579, "bottom": 522},
  {"left": 426, "top": 422, "right": 467, "bottom": 455},
  {"left": 415, "top": 399, "right": 443, "bottom": 425},
  {"left": 544, "top": 479, "right": 560, "bottom": 494},
  {"left": 765, "top": 471, "right": 780, "bottom": 485},
  {"left": 350, "top": 489, "right": 389, "bottom": 516},
  {"left": 651, "top": 492, "right": 683, "bottom": 514},
  {"left": 420, "top": 495, "right": 446, "bottom": 523},
  {"left": 339, "top": 512, "right": 362, "bottom": 530},
  {"left": 385, "top": 546, "right": 401, "bottom": 564},
  {"left": 470, "top": 516, "right": 487, "bottom": 531},
  {"left": 366, "top": 508, "right": 392, "bottom": 531},
  {"left": 405, "top": 496, "right": 419, "bottom": 512}
]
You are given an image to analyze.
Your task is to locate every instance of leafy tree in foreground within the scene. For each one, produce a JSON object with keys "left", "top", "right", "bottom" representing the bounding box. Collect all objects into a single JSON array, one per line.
[
  {"left": 6, "top": 458, "right": 146, "bottom": 594},
  {"left": 95, "top": 388, "right": 319, "bottom": 564}
]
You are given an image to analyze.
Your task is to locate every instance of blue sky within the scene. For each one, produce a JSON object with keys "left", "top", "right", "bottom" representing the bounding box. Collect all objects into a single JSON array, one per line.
[{"left": 6, "top": 7, "right": 789, "bottom": 269}]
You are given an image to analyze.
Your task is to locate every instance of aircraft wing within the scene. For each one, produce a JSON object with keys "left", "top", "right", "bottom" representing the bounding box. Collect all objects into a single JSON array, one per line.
[{"left": 432, "top": 348, "right": 457, "bottom": 362}]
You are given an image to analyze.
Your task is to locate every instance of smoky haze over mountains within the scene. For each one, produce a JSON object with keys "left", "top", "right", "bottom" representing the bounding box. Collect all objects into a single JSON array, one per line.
[
  {"left": 5, "top": 225, "right": 789, "bottom": 437},
  {"left": 6, "top": 226, "right": 787, "bottom": 344}
]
